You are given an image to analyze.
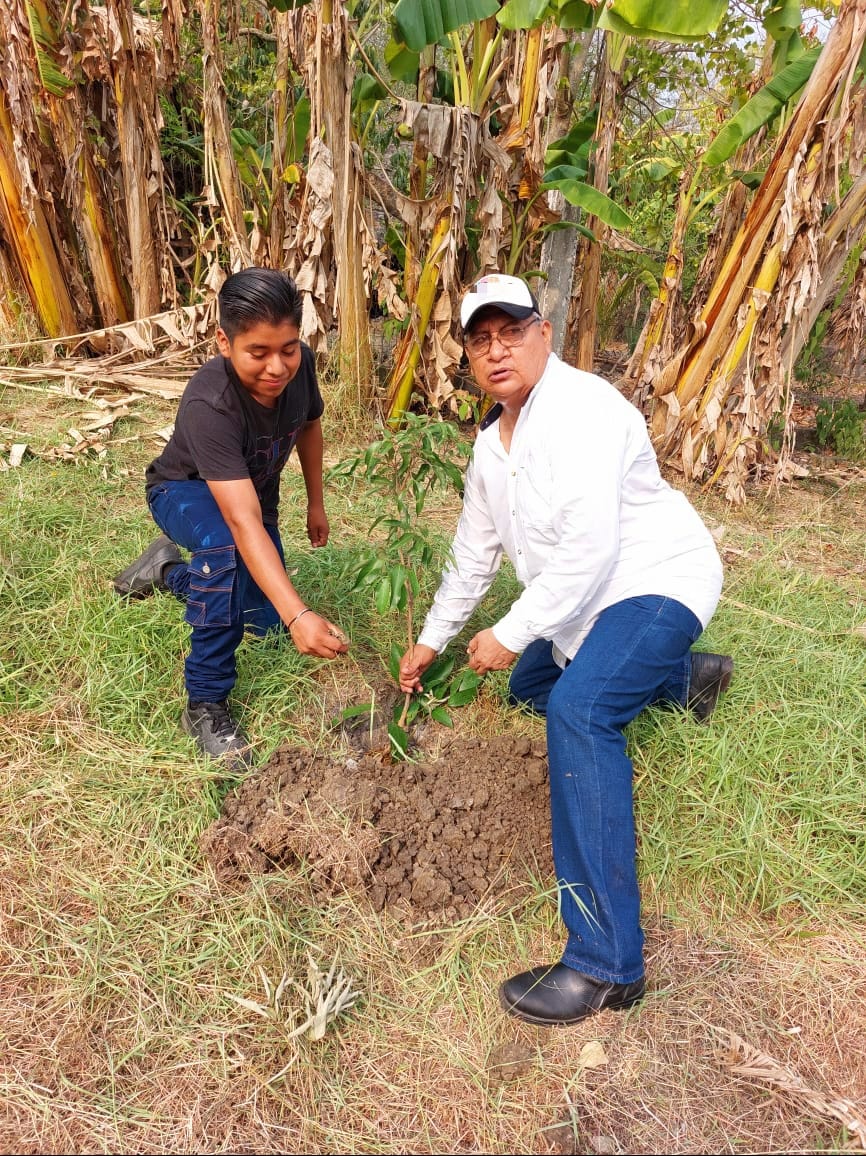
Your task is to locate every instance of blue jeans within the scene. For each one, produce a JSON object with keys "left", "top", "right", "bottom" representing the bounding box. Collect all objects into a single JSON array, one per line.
[
  {"left": 148, "top": 480, "right": 284, "bottom": 702},
  {"left": 508, "top": 595, "right": 703, "bottom": 985}
]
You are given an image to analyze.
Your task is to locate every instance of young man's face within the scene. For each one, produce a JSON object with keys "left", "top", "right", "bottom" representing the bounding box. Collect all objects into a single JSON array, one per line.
[{"left": 216, "top": 319, "right": 302, "bottom": 407}]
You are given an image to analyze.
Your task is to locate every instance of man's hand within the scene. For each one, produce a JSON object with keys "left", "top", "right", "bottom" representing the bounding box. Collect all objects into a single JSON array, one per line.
[
  {"left": 398, "top": 644, "right": 438, "bottom": 693},
  {"left": 290, "top": 610, "right": 349, "bottom": 658},
  {"left": 307, "top": 501, "right": 329, "bottom": 548},
  {"left": 467, "top": 628, "right": 517, "bottom": 675}
]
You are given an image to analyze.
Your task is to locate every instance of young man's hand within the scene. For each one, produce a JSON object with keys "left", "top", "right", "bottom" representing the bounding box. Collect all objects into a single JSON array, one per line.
[
  {"left": 466, "top": 628, "right": 517, "bottom": 675},
  {"left": 290, "top": 610, "right": 349, "bottom": 658},
  {"left": 398, "top": 644, "right": 438, "bottom": 693},
  {"left": 306, "top": 501, "right": 329, "bottom": 547}
]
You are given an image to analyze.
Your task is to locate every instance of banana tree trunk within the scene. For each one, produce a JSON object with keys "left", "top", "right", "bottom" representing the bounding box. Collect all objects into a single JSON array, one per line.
[
  {"left": 107, "top": 0, "right": 175, "bottom": 316},
  {"left": 778, "top": 171, "right": 866, "bottom": 369},
  {"left": 270, "top": 11, "right": 292, "bottom": 264},
  {"left": 564, "top": 31, "right": 626, "bottom": 370},
  {"left": 0, "top": 89, "right": 78, "bottom": 335},
  {"left": 652, "top": 0, "right": 866, "bottom": 501},
  {"left": 404, "top": 46, "right": 436, "bottom": 305},
  {"left": 385, "top": 211, "right": 451, "bottom": 420},
  {"left": 317, "top": 0, "right": 373, "bottom": 397},
  {"left": 622, "top": 164, "right": 697, "bottom": 403},
  {"left": 198, "top": 0, "right": 252, "bottom": 268},
  {"left": 539, "top": 32, "right": 593, "bottom": 353}
]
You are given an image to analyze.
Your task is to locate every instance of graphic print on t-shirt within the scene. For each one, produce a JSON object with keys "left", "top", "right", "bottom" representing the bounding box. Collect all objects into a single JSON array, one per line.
[{"left": 247, "top": 427, "right": 303, "bottom": 493}]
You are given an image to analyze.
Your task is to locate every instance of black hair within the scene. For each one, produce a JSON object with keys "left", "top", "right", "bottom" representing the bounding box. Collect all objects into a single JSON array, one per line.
[{"left": 218, "top": 267, "right": 303, "bottom": 340}]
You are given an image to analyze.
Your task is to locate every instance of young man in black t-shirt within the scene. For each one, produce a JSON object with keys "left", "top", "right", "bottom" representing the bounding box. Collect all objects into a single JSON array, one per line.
[{"left": 113, "top": 268, "right": 349, "bottom": 768}]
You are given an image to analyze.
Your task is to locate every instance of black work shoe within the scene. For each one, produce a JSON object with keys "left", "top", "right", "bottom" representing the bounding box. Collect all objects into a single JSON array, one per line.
[
  {"left": 499, "top": 962, "right": 645, "bottom": 1027},
  {"left": 181, "top": 700, "right": 254, "bottom": 769},
  {"left": 687, "top": 651, "right": 734, "bottom": 722},
  {"left": 113, "top": 534, "right": 182, "bottom": 598}
]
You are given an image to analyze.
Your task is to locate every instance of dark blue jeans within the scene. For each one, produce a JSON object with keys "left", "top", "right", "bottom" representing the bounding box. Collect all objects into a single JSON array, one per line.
[
  {"left": 148, "top": 480, "right": 283, "bottom": 702},
  {"left": 508, "top": 595, "right": 703, "bottom": 985}
]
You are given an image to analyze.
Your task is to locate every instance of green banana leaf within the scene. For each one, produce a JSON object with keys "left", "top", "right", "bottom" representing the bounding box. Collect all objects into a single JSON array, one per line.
[
  {"left": 496, "top": 0, "right": 550, "bottom": 26},
  {"left": 393, "top": 0, "right": 500, "bottom": 51},
  {"left": 703, "top": 44, "right": 821, "bottom": 167},
  {"left": 597, "top": 0, "right": 728, "bottom": 41},
  {"left": 544, "top": 112, "right": 597, "bottom": 171},
  {"left": 540, "top": 177, "right": 633, "bottom": 230},
  {"left": 764, "top": 0, "right": 802, "bottom": 42}
]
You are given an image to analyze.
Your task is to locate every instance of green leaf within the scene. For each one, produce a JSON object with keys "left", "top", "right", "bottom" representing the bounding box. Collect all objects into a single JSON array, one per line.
[
  {"left": 393, "top": 0, "right": 500, "bottom": 51},
  {"left": 703, "top": 46, "right": 821, "bottom": 167},
  {"left": 497, "top": 0, "right": 551, "bottom": 29},
  {"left": 389, "top": 642, "right": 403, "bottom": 682},
  {"left": 423, "top": 654, "right": 456, "bottom": 688},
  {"left": 541, "top": 179, "right": 633, "bottom": 230},
  {"left": 353, "top": 72, "right": 388, "bottom": 107},
  {"left": 597, "top": 0, "right": 727, "bottom": 41},
  {"left": 429, "top": 706, "right": 454, "bottom": 726},
  {"left": 555, "top": 0, "right": 595, "bottom": 29},
  {"left": 374, "top": 576, "right": 393, "bottom": 616},
  {"left": 448, "top": 686, "right": 479, "bottom": 707},
  {"left": 389, "top": 564, "right": 408, "bottom": 611},
  {"left": 730, "top": 167, "right": 766, "bottom": 190},
  {"left": 764, "top": 0, "right": 801, "bottom": 42},
  {"left": 544, "top": 115, "right": 596, "bottom": 171},
  {"left": 455, "top": 668, "right": 482, "bottom": 693},
  {"left": 384, "top": 37, "right": 420, "bottom": 83},
  {"left": 388, "top": 721, "right": 409, "bottom": 759},
  {"left": 332, "top": 702, "right": 374, "bottom": 726},
  {"left": 542, "top": 163, "right": 592, "bottom": 185}
]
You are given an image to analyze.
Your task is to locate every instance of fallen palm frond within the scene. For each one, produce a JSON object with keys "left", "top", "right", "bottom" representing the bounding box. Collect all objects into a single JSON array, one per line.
[
  {"left": 720, "top": 1029, "right": 866, "bottom": 1150},
  {"left": 0, "top": 302, "right": 215, "bottom": 397}
]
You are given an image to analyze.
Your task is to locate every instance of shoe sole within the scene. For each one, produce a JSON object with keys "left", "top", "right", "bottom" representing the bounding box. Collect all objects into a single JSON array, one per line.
[{"left": 498, "top": 986, "right": 645, "bottom": 1027}]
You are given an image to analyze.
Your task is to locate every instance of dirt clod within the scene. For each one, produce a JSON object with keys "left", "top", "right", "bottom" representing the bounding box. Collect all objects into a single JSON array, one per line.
[
  {"left": 201, "top": 734, "right": 552, "bottom": 916},
  {"left": 486, "top": 1040, "right": 537, "bottom": 1086}
]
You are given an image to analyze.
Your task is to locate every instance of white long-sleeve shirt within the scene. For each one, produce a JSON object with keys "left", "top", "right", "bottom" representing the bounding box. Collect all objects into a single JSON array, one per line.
[{"left": 417, "top": 354, "right": 723, "bottom": 663}]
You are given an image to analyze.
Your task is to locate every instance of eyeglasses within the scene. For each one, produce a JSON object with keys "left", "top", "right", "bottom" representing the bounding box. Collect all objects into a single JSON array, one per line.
[{"left": 464, "top": 316, "right": 540, "bottom": 357}]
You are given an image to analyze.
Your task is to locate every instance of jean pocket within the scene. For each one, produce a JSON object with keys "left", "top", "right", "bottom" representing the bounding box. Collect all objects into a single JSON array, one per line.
[{"left": 184, "top": 545, "right": 237, "bottom": 628}]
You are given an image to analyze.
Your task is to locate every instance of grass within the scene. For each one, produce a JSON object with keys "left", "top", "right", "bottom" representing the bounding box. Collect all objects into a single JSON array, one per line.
[{"left": 2, "top": 381, "right": 866, "bottom": 1153}]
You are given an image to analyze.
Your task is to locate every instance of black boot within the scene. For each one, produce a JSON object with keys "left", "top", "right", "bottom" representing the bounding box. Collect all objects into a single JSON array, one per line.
[
  {"left": 687, "top": 651, "right": 734, "bottom": 722},
  {"left": 499, "top": 962, "right": 645, "bottom": 1026},
  {"left": 113, "top": 534, "right": 182, "bottom": 598},
  {"left": 181, "top": 700, "right": 254, "bottom": 770}
]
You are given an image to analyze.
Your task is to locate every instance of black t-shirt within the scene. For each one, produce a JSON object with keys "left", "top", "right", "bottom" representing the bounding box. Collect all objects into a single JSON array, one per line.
[{"left": 145, "top": 347, "right": 324, "bottom": 525}]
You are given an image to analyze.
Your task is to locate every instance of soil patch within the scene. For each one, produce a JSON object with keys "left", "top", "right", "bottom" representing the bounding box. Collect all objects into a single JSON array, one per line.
[{"left": 201, "top": 734, "right": 552, "bottom": 916}]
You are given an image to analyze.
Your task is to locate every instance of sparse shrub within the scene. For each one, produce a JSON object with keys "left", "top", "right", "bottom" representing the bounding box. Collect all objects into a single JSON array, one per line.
[{"left": 815, "top": 398, "right": 866, "bottom": 459}]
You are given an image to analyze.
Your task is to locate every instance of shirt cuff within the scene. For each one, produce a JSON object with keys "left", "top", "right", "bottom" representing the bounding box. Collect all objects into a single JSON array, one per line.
[
  {"left": 490, "top": 614, "right": 534, "bottom": 655},
  {"left": 417, "top": 623, "right": 456, "bottom": 655}
]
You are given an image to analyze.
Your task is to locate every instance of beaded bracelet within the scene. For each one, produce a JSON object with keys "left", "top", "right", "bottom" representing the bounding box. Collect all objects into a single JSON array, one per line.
[{"left": 287, "top": 607, "right": 311, "bottom": 630}]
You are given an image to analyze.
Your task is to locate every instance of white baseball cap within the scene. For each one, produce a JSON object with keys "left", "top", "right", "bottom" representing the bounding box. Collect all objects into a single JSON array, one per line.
[{"left": 460, "top": 274, "right": 540, "bottom": 331}]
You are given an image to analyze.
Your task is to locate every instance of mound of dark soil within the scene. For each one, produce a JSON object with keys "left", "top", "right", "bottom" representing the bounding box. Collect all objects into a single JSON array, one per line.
[{"left": 201, "top": 735, "right": 553, "bottom": 917}]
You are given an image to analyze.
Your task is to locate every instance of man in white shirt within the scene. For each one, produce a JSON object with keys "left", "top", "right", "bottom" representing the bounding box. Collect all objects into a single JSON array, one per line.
[{"left": 398, "top": 273, "right": 732, "bottom": 1027}]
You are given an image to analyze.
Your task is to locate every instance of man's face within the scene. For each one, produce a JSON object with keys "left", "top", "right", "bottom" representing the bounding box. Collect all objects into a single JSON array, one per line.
[
  {"left": 464, "top": 307, "right": 552, "bottom": 412},
  {"left": 216, "top": 319, "right": 302, "bottom": 407}
]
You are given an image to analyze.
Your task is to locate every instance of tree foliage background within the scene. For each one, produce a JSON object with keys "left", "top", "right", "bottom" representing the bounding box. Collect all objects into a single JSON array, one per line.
[{"left": 0, "top": 0, "right": 864, "bottom": 500}]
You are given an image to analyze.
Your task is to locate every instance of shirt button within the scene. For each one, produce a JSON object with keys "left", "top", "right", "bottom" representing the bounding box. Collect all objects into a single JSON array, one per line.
[
  {"left": 202, "top": 563, "right": 211, "bottom": 574},
  {"left": 511, "top": 470, "right": 516, "bottom": 476}
]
